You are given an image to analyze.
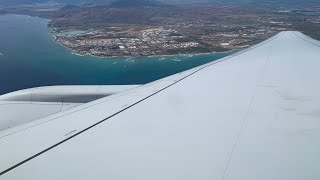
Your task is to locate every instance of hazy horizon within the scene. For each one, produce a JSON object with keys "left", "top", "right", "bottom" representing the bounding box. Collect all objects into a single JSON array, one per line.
[{"left": 1, "top": 0, "right": 320, "bottom": 6}]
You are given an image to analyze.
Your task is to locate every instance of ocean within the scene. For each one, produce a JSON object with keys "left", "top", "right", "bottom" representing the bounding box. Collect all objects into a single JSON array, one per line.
[{"left": 0, "top": 14, "right": 234, "bottom": 95}]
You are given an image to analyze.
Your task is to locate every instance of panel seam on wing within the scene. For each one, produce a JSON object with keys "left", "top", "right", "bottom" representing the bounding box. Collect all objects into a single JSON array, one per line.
[{"left": 221, "top": 43, "right": 274, "bottom": 180}]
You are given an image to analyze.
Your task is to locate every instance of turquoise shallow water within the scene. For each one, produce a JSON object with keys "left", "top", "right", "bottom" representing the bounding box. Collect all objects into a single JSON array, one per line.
[{"left": 0, "top": 14, "right": 234, "bottom": 95}]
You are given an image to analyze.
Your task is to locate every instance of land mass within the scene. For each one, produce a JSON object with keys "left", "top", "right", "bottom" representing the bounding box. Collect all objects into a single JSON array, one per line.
[{"left": 1, "top": 0, "right": 320, "bottom": 57}]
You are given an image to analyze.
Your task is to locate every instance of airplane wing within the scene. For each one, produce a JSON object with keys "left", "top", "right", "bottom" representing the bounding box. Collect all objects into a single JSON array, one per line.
[{"left": 1, "top": 31, "right": 320, "bottom": 180}]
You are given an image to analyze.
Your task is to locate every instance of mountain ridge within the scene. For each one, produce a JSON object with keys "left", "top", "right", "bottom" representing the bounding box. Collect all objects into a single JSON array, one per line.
[{"left": 1, "top": 0, "right": 320, "bottom": 6}]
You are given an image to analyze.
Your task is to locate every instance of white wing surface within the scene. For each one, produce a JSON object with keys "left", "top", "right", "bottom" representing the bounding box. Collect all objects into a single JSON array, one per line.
[
  {"left": 0, "top": 85, "right": 140, "bottom": 131},
  {"left": 1, "top": 31, "right": 320, "bottom": 180}
]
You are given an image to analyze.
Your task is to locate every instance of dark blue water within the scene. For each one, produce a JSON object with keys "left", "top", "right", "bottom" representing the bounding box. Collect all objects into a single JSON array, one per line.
[{"left": 0, "top": 14, "right": 234, "bottom": 95}]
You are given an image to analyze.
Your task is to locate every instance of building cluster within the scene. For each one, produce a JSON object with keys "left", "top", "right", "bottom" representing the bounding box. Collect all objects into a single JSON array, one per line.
[{"left": 53, "top": 8, "right": 318, "bottom": 57}]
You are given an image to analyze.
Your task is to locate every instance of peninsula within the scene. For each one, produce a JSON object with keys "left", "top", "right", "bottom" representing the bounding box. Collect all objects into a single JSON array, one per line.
[{"left": 1, "top": 0, "right": 320, "bottom": 57}]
